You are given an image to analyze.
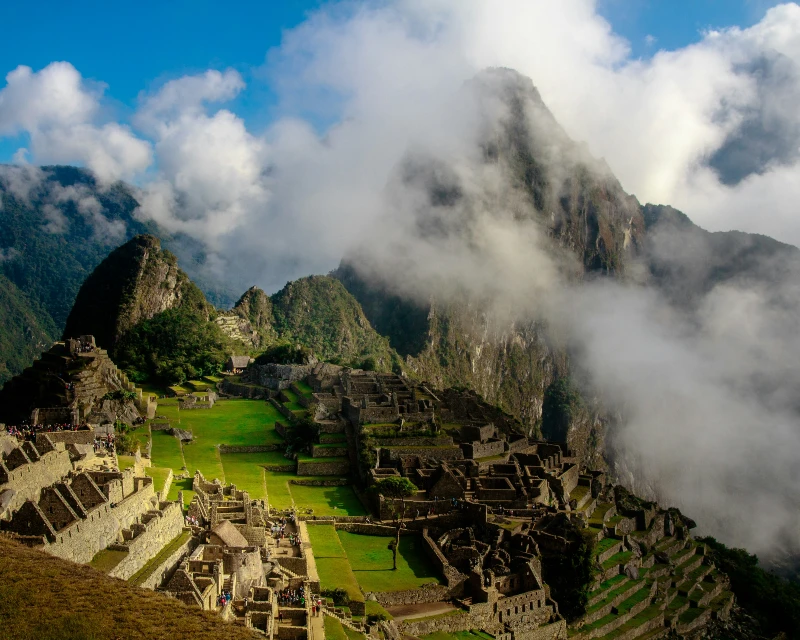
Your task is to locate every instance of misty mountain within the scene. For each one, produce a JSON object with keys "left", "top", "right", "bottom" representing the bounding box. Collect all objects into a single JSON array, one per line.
[{"left": 0, "top": 165, "right": 240, "bottom": 383}]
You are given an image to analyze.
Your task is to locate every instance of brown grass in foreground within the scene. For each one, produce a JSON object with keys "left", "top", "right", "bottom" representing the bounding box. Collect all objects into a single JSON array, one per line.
[{"left": 0, "top": 536, "right": 259, "bottom": 640}]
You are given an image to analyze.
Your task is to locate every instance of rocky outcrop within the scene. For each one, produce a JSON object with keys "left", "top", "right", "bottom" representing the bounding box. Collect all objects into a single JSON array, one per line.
[{"left": 62, "top": 235, "right": 211, "bottom": 350}]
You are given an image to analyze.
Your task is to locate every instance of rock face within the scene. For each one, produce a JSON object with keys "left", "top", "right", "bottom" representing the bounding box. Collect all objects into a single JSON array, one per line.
[
  {"left": 335, "top": 69, "right": 647, "bottom": 465},
  {"left": 62, "top": 235, "right": 210, "bottom": 351}
]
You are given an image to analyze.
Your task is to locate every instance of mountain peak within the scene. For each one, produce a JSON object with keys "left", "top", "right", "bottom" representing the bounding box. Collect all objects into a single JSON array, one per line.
[{"left": 62, "top": 234, "right": 210, "bottom": 350}]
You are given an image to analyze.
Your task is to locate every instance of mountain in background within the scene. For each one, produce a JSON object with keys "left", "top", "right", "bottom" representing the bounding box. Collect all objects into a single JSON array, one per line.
[
  {"left": 2, "top": 69, "right": 800, "bottom": 463},
  {"left": 57, "top": 234, "right": 398, "bottom": 387},
  {"left": 0, "top": 165, "right": 239, "bottom": 385}
]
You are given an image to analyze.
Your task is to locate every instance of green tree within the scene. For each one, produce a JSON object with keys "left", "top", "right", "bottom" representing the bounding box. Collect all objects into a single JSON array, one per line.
[
  {"left": 371, "top": 477, "right": 417, "bottom": 570},
  {"left": 541, "top": 377, "right": 583, "bottom": 442}
]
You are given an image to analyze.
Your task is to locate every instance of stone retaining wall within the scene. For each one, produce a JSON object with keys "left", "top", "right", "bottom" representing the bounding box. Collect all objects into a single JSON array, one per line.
[
  {"left": 36, "top": 431, "right": 95, "bottom": 446},
  {"left": 221, "top": 380, "right": 270, "bottom": 399},
  {"left": 370, "top": 436, "right": 454, "bottom": 447},
  {"left": 290, "top": 478, "right": 349, "bottom": 487},
  {"left": 218, "top": 444, "right": 281, "bottom": 453},
  {"left": 369, "top": 584, "right": 455, "bottom": 607},
  {"left": 109, "top": 502, "right": 185, "bottom": 579},
  {"left": 270, "top": 398, "right": 298, "bottom": 422},
  {"left": 297, "top": 459, "right": 350, "bottom": 476},
  {"left": 334, "top": 522, "right": 411, "bottom": 536},
  {"left": 311, "top": 444, "right": 349, "bottom": 458},
  {"left": 383, "top": 447, "right": 464, "bottom": 462},
  {"left": 138, "top": 532, "right": 197, "bottom": 590},
  {"left": 44, "top": 480, "right": 157, "bottom": 565}
]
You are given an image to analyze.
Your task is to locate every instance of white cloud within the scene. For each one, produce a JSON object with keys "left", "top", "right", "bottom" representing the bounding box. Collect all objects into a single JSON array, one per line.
[
  {"left": 0, "top": 62, "right": 151, "bottom": 182},
  {"left": 2, "top": 0, "right": 800, "bottom": 559}
]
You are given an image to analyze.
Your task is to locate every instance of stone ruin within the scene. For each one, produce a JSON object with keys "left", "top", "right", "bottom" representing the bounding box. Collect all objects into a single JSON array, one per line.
[{"left": 0, "top": 335, "right": 156, "bottom": 428}]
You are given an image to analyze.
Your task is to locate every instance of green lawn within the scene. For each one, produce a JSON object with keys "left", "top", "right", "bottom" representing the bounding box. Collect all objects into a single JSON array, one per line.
[
  {"left": 150, "top": 430, "right": 186, "bottom": 472},
  {"left": 337, "top": 531, "right": 443, "bottom": 592},
  {"left": 89, "top": 548, "right": 128, "bottom": 573},
  {"left": 167, "top": 398, "right": 284, "bottom": 447},
  {"left": 294, "top": 380, "right": 314, "bottom": 397},
  {"left": 219, "top": 453, "right": 273, "bottom": 499},
  {"left": 128, "top": 424, "right": 151, "bottom": 452},
  {"left": 289, "top": 484, "right": 367, "bottom": 516},
  {"left": 315, "top": 557, "right": 364, "bottom": 603},
  {"left": 167, "top": 476, "right": 194, "bottom": 506},
  {"left": 118, "top": 455, "right": 136, "bottom": 471},
  {"left": 282, "top": 389, "right": 300, "bottom": 403},
  {"left": 307, "top": 525, "right": 348, "bottom": 558},
  {"left": 181, "top": 439, "right": 225, "bottom": 484},
  {"left": 145, "top": 467, "right": 172, "bottom": 495},
  {"left": 264, "top": 470, "right": 297, "bottom": 511},
  {"left": 284, "top": 402, "right": 305, "bottom": 412},
  {"left": 324, "top": 614, "right": 349, "bottom": 640}
]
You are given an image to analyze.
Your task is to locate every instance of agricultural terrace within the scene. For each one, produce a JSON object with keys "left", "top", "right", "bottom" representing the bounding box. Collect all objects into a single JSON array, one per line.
[
  {"left": 308, "top": 525, "right": 442, "bottom": 603},
  {"left": 144, "top": 397, "right": 366, "bottom": 515}
]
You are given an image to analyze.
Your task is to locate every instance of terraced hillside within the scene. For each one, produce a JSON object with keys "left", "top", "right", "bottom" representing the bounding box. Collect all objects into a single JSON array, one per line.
[{"left": 570, "top": 500, "right": 734, "bottom": 639}]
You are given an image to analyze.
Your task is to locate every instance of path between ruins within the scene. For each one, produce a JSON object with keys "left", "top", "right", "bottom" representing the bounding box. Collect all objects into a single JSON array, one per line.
[{"left": 386, "top": 601, "right": 457, "bottom": 621}]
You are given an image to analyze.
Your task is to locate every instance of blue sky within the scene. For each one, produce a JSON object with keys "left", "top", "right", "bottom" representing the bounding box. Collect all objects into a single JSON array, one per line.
[{"left": 0, "top": 0, "right": 781, "bottom": 130}]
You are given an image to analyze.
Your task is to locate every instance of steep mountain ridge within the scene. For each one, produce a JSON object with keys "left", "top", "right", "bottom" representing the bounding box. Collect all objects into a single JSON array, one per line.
[{"left": 63, "top": 235, "right": 212, "bottom": 351}]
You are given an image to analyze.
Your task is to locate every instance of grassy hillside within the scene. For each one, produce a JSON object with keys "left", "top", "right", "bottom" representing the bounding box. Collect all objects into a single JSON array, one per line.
[
  {"left": 0, "top": 275, "right": 55, "bottom": 386},
  {"left": 0, "top": 536, "right": 259, "bottom": 640},
  {"left": 270, "top": 275, "right": 400, "bottom": 371}
]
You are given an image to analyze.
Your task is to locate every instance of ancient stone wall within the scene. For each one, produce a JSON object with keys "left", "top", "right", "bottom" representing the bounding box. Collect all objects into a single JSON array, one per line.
[
  {"left": 218, "top": 445, "right": 281, "bottom": 454},
  {"left": 36, "top": 431, "right": 95, "bottom": 446},
  {"left": 246, "top": 364, "right": 312, "bottom": 390},
  {"left": 296, "top": 459, "right": 350, "bottom": 476},
  {"left": 138, "top": 530, "right": 198, "bottom": 590},
  {"left": 0, "top": 447, "right": 73, "bottom": 515},
  {"left": 383, "top": 447, "right": 464, "bottom": 462},
  {"left": 290, "top": 478, "right": 349, "bottom": 487},
  {"left": 270, "top": 398, "right": 297, "bottom": 422},
  {"left": 463, "top": 440, "right": 506, "bottom": 460},
  {"left": 370, "top": 436, "right": 453, "bottom": 447},
  {"left": 221, "top": 380, "right": 270, "bottom": 399},
  {"left": 311, "top": 444, "right": 348, "bottom": 458},
  {"left": 422, "top": 528, "right": 466, "bottom": 587},
  {"left": 369, "top": 584, "right": 457, "bottom": 607},
  {"left": 108, "top": 503, "right": 185, "bottom": 579}
]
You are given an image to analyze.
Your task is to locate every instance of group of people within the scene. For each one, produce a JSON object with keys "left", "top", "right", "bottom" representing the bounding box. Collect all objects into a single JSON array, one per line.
[
  {"left": 185, "top": 514, "right": 200, "bottom": 526},
  {"left": 217, "top": 590, "right": 233, "bottom": 608},
  {"left": 93, "top": 434, "right": 115, "bottom": 453},
  {"left": 278, "top": 586, "right": 307, "bottom": 607},
  {"left": 270, "top": 515, "right": 297, "bottom": 545},
  {"left": 4, "top": 422, "right": 89, "bottom": 441}
]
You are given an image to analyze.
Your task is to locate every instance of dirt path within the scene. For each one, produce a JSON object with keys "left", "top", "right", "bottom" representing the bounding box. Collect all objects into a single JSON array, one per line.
[{"left": 386, "top": 601, "right": 457, "bottom": 621}]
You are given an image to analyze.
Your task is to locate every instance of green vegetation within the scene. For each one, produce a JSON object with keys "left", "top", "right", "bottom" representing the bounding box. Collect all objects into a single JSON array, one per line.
[
  {"left": 338, "top": 531, "right": 442, "bottom": 592},
  {"left": 0, "top": 275, "right": 55, "bottom": 387},
  {"left": 307, "top": 525, "right": 348, "bottom": 558},
  {"left": 323, "top": 616, "right": 349, "bottom": 640},
  {"left": 700, "top": 536, "right": 800, "bottom": 637},
  {"left": 117, "top": 455, "right": 136, "bottom": 471},
  {"left": 541, "top": 528, "right": 594, "bottom": 622},
  {"left": 0, "top": 533, "right": 258, "bottom": 640},
  {"left": 129, "top": 531, "right": 193, "bottom": 587},
  {"left": 316, "top": 557, "right": 364, "bottom": 603},
  {"left": 541, "top": 376, "right": 583, "bottom": 442},
  {"left": 150, "top": 430, "right": 186, "bottom": 472},
  {"left": 289, "top": 484, "right": 367, "bottom": 516},
  {"left": 269, "top": 275, "right": 400, "bottom": 371},
  {"left": 144, "top": 467, "right": 172, "bottom": 495},
  {"left": 115, "top": 306, "right": 238, "bottom": 385},
  {"left": 88, "top": 548, "right": 127, "bottom": 573}
]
